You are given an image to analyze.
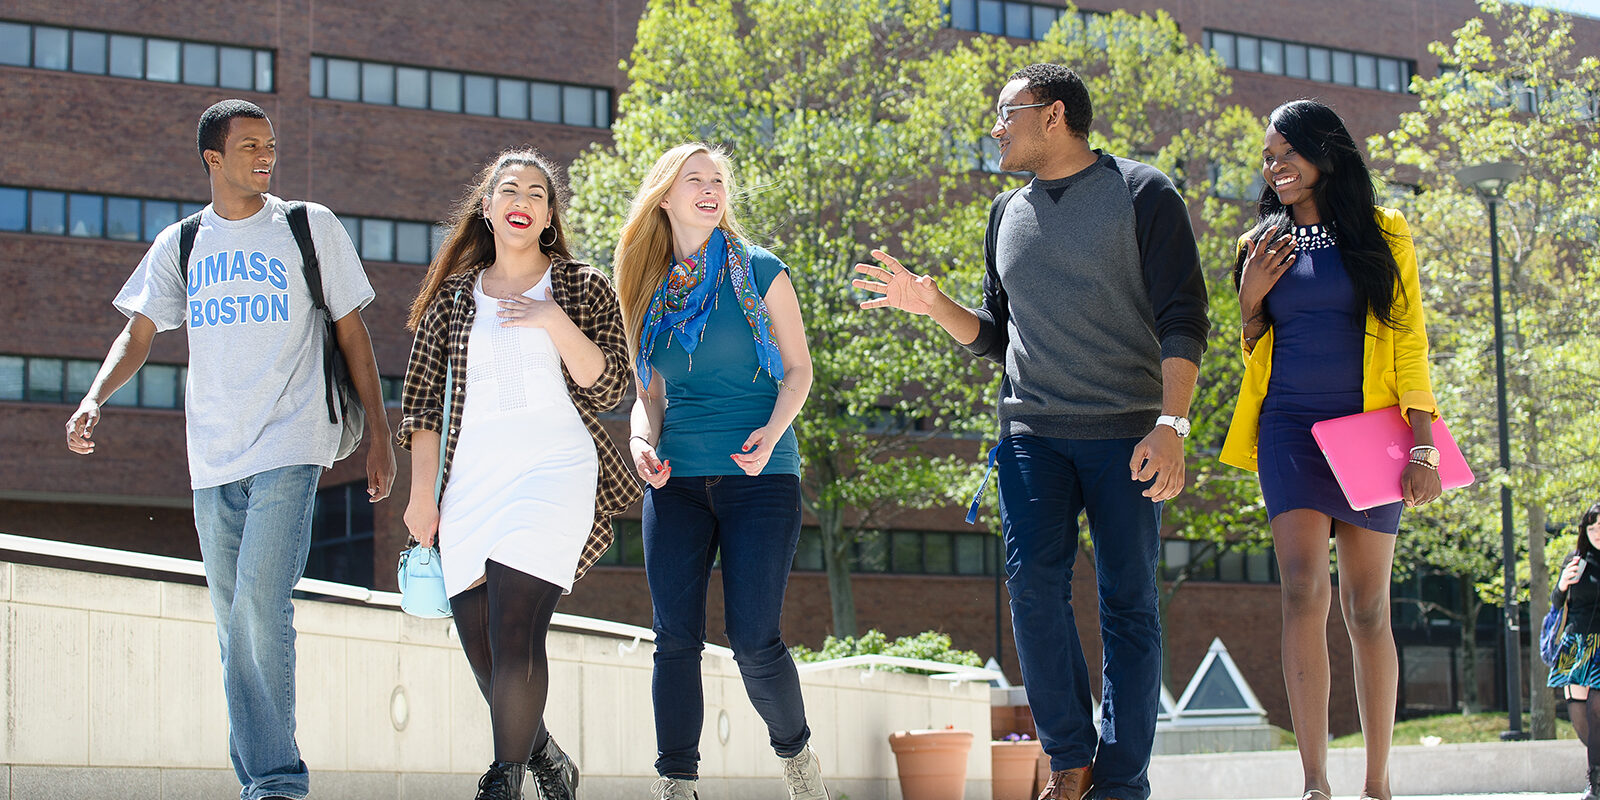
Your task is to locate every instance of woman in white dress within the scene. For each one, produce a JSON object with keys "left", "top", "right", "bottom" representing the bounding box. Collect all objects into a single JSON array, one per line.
[{"left": 398, "top": 149, "right": 640, "bottom": 800}]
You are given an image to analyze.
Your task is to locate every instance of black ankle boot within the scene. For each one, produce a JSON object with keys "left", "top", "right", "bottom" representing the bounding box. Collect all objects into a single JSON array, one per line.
[
  {"left": 527, "top": 735, "right": 580, "bottom": 800},
  {"left": 475, "top": 760, "right": 526, "bottom": 800},
  {"left": 1582, "top": 764, "right": 1600, "bottom": 800}
]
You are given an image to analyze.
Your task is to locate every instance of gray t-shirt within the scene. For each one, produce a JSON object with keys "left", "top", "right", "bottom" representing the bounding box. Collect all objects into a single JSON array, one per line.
[{"left": 114, "top": 194, "right": 375, "bottom": 489}]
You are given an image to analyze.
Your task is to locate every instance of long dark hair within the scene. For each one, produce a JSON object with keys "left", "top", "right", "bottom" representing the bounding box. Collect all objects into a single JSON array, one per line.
[
  {"left": 1579, "top": 502, "right": 1600, "bottom": 559},
  {"left": 406, "top": 149, "right": 574, "bottom": 330},
  {"left": 1233, "top": 100, "right": 1405, "bottom": 330}
]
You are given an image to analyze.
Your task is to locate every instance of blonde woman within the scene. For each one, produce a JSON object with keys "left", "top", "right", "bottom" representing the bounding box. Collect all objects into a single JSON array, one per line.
[
  {"left": 398, "top": 149, "right": 640, "bottom": 800},
  {"left": 615, "top": 144, "right": 824, "bottom": 800}
]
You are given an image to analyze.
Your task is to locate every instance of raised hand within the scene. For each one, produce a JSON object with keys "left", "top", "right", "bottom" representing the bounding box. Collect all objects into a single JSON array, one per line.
[
  {"left": 1561, "top": 555, "right": 1584, "bottom": 591},
  {"left": 498, "top": 287, "right": 568, "bottom": 329},
  {"left": 853, "top": 249, "right": 941, "bottom": 316},
  {"left": 1238, "top": 230, "right": 1297, "bottom": 321}
]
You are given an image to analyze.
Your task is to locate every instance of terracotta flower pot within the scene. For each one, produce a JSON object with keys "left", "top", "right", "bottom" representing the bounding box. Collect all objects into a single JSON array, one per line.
[
  {"left": 991, "top": 739, "right": 1044, "bottom": 800},
  {"left": 887, "top": 729, "right": 974, "bottom": 800}
]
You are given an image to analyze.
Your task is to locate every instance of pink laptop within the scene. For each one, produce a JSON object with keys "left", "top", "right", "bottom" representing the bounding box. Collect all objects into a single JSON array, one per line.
[{"left": 1310, "top": 407, "right": 1475, "bottom": 511}]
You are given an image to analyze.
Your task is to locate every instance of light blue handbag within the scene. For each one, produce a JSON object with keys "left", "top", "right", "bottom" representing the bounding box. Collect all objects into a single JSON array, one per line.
[
  {"left": 397, "top": 544, "right": 450, "bottom": 618},
  {"left": 397, "top": 290, "right": 461, "bottom": 620}
]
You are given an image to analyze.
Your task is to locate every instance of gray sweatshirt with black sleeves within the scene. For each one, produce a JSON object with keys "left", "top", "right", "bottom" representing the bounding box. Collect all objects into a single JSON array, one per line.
[{"left": 965, "top": 152, "right": 1210, "bottom": 440}]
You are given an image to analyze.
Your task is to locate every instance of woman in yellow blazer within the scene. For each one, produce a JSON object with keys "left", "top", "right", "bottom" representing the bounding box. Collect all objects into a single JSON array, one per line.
[{"left": 1220, "top": 100, "right": 1441, "bottom": 800}]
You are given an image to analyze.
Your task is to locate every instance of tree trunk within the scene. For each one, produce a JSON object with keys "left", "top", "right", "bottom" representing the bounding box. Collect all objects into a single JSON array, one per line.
[
  {"left": 1460, "top": 579, "right": 1481, "bottom": 712},
  {"left": 816, "top": 503, "right": 858, "bottom": 638},
  {"left": 1528, "top": 501, "right": 1556, "bottom": 739}
]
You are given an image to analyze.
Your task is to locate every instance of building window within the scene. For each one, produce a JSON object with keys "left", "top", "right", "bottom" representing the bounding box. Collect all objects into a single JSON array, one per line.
[
  {"left": 795, "top": 527, "right": 825, "bottom": 571},
  {"left": 0, "top": 19, "right": 273, "bottom": 91},
  {"left": 1203, "top": 29, "right": 1413, "bottom": 94},
  {"left": 811, "top": 528, "right": 999, "bottom": 575},
  {"left": 340, "top": 214, "right": 440, "bottom": 265},
  {"left": 1208, "top": 163, "right": 1265, "bottom": 201},
  {"left": 0, "top": 354, "right": 183, "bottom": 409},
  {"left": 380, "top": 376, "right": 403, "bottom": 405},
  {"left": 309, "top": 54, "right": 612, "bottom": 130},
  {"left": 593, "top": 523, "right": 1000, "bottom": 576},
  {"left": 946, "top": 0, "right": 1099, "bottom": 41},
  {"left": 1160, "top": 539, "right": 1277, "bottom": 583},
  {"left": 0, "top": 184, "right": 199, "bottom": 242},
  {"left": 0, "top": 184, "right": 439, "bottom": 265},
  {"left": 593, "top": 519, "right": 647, "bottom": 567},
  {"left": 307, "top": 482, "right": 375, "bottom": 587}
]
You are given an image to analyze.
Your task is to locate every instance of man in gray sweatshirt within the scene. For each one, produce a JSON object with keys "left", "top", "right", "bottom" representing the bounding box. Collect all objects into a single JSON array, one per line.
[{"left": 855, "top": 63, "right": 1209, "bottom": 800}]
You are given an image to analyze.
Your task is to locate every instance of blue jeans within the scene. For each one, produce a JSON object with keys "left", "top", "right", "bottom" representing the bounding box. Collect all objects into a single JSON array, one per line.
[
  {"left": 997, "top": 435, "right": 1162, "bottom": 800},
  {"left": 193, "top": 464, "right": 321, "bottom": 800},
  {"left": 643, "top": 473, "right": 811, "bottom": 778}
]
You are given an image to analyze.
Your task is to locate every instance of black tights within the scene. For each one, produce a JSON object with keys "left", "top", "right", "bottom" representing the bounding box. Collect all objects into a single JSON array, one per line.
[
  {"left": 1588, "top": 692, "right": 1600, "bottom": 769},
  {"left": 1571, "top": 690, "right": 1589, "bottom": 746},
  {"left": 451, "top": 560, "right": 564, "bottom": 763}
]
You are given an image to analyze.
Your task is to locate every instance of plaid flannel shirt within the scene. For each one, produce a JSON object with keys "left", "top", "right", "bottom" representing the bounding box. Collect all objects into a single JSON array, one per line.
[{"left": 397, "top": 260, "right": 643, "bottom": 581}]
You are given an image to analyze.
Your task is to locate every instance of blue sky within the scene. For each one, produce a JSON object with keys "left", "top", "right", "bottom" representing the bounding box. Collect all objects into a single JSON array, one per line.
[{"left": 1524, "top": 0, "right": 1600, "bottom": 19}]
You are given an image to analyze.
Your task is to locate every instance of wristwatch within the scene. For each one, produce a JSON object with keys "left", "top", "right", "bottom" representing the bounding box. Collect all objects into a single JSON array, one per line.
[
  {"left": 1409, "top": 445, "right": 1440, "bottom": 469},
  {"left": 1155, "top": 415, "right": 1190, "bottom": 438}
]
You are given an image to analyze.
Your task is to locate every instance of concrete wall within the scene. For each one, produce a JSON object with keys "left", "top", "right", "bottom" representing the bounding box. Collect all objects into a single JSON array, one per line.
[{"left": 0, "top": 561, "right": 993, "bottom": 800}]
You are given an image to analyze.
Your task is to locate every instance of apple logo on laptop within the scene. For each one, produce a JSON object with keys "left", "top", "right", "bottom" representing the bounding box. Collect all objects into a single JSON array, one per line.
[{"left": 1386, "top": 442, "right": 1404, "bottom": 460}]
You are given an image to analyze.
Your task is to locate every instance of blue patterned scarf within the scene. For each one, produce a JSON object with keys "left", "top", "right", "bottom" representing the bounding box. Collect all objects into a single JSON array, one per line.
[{"left": 636, "top": 228, "right": 784, "bottom": 389}]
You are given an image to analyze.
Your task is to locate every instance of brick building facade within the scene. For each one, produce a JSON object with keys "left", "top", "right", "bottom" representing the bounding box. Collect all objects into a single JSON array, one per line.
[{"left": 3, "top": 0, "right": 1594, "bottom": 737}]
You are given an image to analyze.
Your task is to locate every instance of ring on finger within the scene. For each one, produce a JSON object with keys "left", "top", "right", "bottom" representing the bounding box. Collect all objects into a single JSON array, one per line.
[{"left": 1266, "top": 249, "right": 1278, "bottom": 255}]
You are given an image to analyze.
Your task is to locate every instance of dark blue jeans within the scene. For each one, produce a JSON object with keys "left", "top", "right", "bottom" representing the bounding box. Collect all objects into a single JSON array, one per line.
[
  {"left": 643, "top": 473, "right": 811, "bottom": 779},
  {"left": 997, "top": 435, "right": 1163, "bottom": 800}
]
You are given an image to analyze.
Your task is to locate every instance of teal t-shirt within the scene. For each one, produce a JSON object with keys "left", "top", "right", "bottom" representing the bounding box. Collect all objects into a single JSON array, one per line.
[{"left": 650, "top": 245, "right": 801, "bottom": 477}]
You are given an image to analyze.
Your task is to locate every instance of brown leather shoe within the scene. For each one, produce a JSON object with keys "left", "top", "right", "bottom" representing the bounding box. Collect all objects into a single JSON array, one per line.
[{"left": 1037, "top": 765, "right": 1092, "bottom": 800}]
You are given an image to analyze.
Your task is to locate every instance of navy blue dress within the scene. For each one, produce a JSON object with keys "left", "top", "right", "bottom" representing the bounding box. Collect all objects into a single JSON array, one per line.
[{"left": 1257, "top": 223, "right": 1403, "bottom": 534}]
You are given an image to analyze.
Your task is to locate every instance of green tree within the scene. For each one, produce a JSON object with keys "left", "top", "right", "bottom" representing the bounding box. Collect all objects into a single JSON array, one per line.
[
  {"left": 569, "top": 0, "right": 1268, "bottom": 639},
  {"left": 1368, "top": 0, "right": 1600, "bottom": 738}
]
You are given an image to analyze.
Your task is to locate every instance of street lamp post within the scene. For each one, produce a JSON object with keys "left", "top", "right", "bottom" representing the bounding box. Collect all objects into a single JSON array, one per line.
[{"left": 1455, "top": 160, "right": 1525, "bottom": 741}]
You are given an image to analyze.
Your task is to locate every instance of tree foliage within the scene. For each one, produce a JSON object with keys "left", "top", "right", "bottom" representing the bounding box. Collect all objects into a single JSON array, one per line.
[{"left": 1367, "top": 0, "right": 1600, "bottom": 736}]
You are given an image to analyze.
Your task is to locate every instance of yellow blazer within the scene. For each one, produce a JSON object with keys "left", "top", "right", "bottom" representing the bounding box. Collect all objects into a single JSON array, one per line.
[{"left": 1219, "top": 206, "right": 1437, "bottom": 472}]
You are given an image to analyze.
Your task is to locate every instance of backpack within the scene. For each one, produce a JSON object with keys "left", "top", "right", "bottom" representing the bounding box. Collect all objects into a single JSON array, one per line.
[{"left": 176, "top": 201, "right": 364, "bottom": 461}]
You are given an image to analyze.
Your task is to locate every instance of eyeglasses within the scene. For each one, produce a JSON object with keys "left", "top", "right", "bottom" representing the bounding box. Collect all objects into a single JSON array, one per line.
[{"left": 996, "top": 101, "right": 1050, "bottom": 125}]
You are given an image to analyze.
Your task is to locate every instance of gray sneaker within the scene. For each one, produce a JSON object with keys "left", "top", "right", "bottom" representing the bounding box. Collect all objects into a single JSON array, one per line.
[
  {"left": 651, "top": 776, "right": 698, "bottom": 800},
  {"left": 780, "top": 746, "right": 829, "bottom": 800}
]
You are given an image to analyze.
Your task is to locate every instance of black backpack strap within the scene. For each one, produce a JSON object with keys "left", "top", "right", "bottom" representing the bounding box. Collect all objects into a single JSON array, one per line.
[
  {"left": 286, "top": 202, "right": 325, "bottom": 311},
  {"left": 286, "top": 201, "right": 340, "bottom": 424},
  {"left": 984, "top": 188, "right": 1019, "bottom": 267},
  {"left": 175, "top": 212, "right": 204, "bottom": 285}
]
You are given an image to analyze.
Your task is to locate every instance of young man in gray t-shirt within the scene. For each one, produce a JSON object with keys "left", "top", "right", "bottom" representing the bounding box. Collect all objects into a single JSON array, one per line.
[
  {"left": 65, "top": 99, "right": 395, "bottom": 800},
  {"left": 857, "top": 64, "right": 1209, "bottom": 800}
]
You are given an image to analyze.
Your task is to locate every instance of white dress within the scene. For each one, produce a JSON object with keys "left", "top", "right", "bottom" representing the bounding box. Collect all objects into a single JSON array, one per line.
[{"left": 437, "top": 271, "right": 598, "bottom": 595}]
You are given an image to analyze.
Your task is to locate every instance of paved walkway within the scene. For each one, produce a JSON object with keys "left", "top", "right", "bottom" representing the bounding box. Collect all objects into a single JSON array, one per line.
[{"left": 1399, "top": 796, "right": 1573, "bottom": 799}]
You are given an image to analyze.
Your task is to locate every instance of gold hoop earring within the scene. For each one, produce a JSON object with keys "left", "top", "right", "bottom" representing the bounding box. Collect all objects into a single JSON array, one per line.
[{"left": 540, "top": 226, "right": 557, "bottom": 248}]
